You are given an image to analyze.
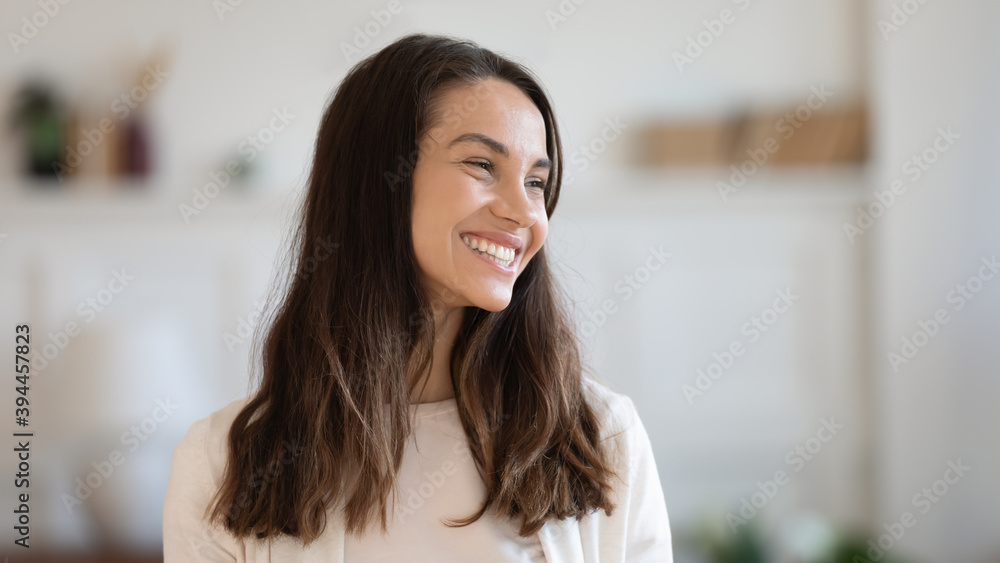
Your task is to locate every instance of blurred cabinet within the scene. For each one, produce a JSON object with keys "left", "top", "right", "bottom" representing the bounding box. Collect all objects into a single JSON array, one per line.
[
  {"left": 0, "top": 186, "right": 290, "bottom": 552},
  {"left": 552, "top": 166, "right": 871, "bottom": 549}
]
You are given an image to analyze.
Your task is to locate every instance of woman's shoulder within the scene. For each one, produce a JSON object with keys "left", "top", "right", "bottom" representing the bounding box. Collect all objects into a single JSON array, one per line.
[
  {"left": 580, "top": 376, "right": 642, "bottom": 445},
  {"left": 170, "top": 396, "right": 252, "bottom": 488},
  {"left": 577, "top": 377, "right": 673, "bottom": 561},
  {"left": 163, "top": 397, "right": 252, "bottom": 559}
]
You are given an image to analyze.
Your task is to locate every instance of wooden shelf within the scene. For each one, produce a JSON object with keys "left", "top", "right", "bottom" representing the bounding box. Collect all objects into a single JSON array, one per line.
[{"left": 559, "top": 163, "right": 872, "bottom": 216}]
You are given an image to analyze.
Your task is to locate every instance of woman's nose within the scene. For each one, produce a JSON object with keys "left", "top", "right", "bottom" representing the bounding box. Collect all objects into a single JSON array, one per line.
[{"left": 491, "top": 176, "right": 538, "bottom": 228}]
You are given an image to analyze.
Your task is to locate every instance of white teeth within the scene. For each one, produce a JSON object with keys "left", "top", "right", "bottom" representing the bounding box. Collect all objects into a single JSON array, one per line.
[{"left": 462, "top": 236, "right": 515, "bottom": 267}]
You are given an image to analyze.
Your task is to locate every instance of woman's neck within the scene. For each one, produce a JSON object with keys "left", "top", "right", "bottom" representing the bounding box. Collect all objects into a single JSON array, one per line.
[{"left": 410, "top": 306, "right": 464, "bottom": 403}]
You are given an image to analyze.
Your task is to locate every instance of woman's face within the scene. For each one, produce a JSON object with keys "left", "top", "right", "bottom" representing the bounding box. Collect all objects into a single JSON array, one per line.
[{"left": 411, "top": 78, "right": 551, "bottom": 312}]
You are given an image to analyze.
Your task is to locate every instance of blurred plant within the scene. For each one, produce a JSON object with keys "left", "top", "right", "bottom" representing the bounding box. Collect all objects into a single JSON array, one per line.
[
  {"left": 223, "top": 151, "right": 255, "bottom": 181},
  {"left": 781, "top": 513, "right": 838, "bottom": 562},
  {"left": 825, "top": 535, "right": 920, "bottom": 563},
  {"left": 781, "top": 515, "right": 922, "bottom": 563},
  {"left": 7, "top": 79, "right": 66, "bottom": 179},
  {"left": 694, "top": 516, "right": 768, "bottom": 563},
  {"left": 691, "top": 511, "right": 923, "bottom": 563}
]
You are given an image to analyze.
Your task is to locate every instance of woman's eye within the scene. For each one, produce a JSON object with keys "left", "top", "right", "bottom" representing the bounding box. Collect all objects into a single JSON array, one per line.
[
  {"left": 466, "top": 160, "right": 492, "bottom": 171},
  {"left": 526, "top": 179, "right": 546, "bottom": 190}
]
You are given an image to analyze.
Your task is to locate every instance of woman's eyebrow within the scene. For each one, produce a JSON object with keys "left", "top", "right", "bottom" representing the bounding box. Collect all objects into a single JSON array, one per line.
[{"left": 448, "top": 132, "right": 552, "bottom": 170}]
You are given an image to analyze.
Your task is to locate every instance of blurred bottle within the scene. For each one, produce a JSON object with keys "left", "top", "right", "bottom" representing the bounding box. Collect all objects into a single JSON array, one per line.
[
  {"left": 123, "top": 112, "right": 152, "bottom": 180},
  {"left": 7, "top": 80, "right": 67, "bottom": 183}
]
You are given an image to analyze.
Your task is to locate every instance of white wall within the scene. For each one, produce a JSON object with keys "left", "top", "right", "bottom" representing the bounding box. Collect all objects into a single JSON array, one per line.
[{"left": 869, "top": 0, "right": 1000, "bottom": 560}]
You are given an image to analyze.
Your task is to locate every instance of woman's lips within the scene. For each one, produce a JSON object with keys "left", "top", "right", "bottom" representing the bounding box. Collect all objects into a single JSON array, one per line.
[{"left": 462, "top": 235, "right": 517, "bottom": 273}]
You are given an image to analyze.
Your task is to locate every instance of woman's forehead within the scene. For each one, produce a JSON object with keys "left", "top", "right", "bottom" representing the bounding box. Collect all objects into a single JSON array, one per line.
[{"left": 428, "top": 81, "right": 547, "bottom": 158}]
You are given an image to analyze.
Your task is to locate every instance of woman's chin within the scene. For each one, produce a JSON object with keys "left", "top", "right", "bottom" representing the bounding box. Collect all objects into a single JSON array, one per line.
[{"left": 469, "top": 291, "right": 513, "bottom": 313}]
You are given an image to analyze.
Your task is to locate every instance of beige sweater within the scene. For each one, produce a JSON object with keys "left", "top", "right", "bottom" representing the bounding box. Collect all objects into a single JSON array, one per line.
[{"left": 162, "top": 377, "right": 674, "bottom": 562}]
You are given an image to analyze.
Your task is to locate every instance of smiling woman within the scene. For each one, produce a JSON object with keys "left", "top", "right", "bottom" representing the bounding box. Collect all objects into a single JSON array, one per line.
[
  {"left": 162, "top": 33, "right": 673, "bottom": 562},
  {"left": 411, "top": 79, "right": 550, "bottom": 315}
]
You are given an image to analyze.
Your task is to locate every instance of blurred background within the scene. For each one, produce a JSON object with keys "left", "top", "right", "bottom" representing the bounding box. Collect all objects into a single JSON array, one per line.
[{"left": 0, "top": 0, "right": 997, "bottom": 561}]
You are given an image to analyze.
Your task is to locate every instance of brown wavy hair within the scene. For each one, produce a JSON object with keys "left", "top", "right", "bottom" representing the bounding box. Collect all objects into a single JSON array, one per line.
[{"left": 207, "top": 32, "right": 619, "bottom": 544}]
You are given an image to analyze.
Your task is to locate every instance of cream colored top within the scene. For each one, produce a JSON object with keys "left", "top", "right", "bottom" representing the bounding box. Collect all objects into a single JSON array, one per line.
[
  {"left": 162, "top": 377, "right": 673, "bottom": 562},
  {"left": 343, "top": 396, "right": 545, "bottom": 562}
]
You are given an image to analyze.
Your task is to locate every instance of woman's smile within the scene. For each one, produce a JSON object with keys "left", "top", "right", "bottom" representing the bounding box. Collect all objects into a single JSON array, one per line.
[{"left": 460, "top": 233, "right": 518, "bottom": 273}]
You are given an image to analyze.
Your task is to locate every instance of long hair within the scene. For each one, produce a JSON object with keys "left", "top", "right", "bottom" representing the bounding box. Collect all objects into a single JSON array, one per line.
[{"left": 207, "top": 32, "right": 619, "bottom": 544}]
